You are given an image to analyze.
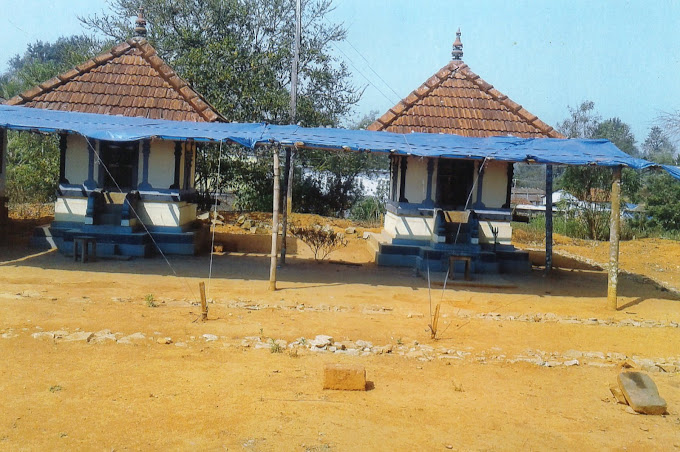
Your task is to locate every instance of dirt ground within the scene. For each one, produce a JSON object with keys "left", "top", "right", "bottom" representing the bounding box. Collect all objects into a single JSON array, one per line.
[{"left": 1, "top": 214, "right": 680, "bottom": 450}]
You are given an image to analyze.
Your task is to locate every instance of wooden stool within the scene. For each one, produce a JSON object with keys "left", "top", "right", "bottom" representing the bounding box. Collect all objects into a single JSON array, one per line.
[
  {"left": 448, "top": 255, "right": 472, "bottom": 281},
  {"left": 73, "top": 236, "right": 97, "bottom": 263}
]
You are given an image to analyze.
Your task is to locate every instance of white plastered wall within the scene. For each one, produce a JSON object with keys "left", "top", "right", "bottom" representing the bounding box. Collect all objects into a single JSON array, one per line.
[
  {"left": 54, "top": 197, "right": 88, "bottom": 222},
  {"left": 384, "top": 210, "right": 435, "bottom": 241},
  {"left": 135, "top": 201, "right": 197, "bottom": 227},
  {"left": 64, "top": 135, "right": 90, "bottom": 185},
  {"left": 143, "top": 140, "right": 177, "bottom": 189},
  {"left": 471, "top": 160, "right": 509, "bottom": 209},
  {"left": 403, "top": 157, "right": 428, "bottom": 203}
]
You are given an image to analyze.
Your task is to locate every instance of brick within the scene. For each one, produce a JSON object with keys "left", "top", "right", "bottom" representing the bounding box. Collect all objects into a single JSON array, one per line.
[{"left": 323, "top": 363, "right": 366, "bottom": 391}]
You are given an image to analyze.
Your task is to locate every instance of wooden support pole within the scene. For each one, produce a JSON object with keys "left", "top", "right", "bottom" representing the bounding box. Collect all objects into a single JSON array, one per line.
[
  {"left": 607, "top": 166, "right": 622, "bottom": 310},
  {"left": 545, "top": 164, "right": 553, "bottom": 274},
  {"left": 269, "top": 147, "right": 281, "bottom": 291},
  {"left": 279, "top": 148, "right": 295, "bottom": 265},
  {"left": 199, "top": 281, "right": 208, "bottom": 321}
]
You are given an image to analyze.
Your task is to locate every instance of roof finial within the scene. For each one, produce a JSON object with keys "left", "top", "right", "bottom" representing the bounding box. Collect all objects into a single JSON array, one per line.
[
  {"left": 452, "top": 28, "right": 463, "bottom": 61},
  {"left": 134, "top": 7, "right": 147, "bottom": 38}
]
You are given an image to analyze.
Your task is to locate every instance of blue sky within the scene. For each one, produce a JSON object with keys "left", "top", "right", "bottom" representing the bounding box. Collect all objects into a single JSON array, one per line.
[{"left": 1, "top": 0, "right": 678, "bottom": 144}]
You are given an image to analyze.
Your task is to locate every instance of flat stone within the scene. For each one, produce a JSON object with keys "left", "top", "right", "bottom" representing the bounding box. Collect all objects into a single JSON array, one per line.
[
  {"left": 63, "top": 332, "right": 94, "bottom": 342},
  {"left": 323, "top": 363, "right": 366, "bottom": 391},
  {"left": 31, "top": 332, "right": 54, "bottom": 340},
  {"left": 345, "top": 227, "right": 356, "bottom": 234},
  {"left": 117, "top": 332, "right": 146, "bottom": 344},
  {"left": 309, "top": 335, "right": 333, "bottom": 348},
  {"left": 157, "top": 337, "right": 173, "bottom": 344},
  {"left": 564, "top": 359, "right": 580, "bottom": 367},
  {"left": 617, "top": 372, "right": 667, "bottom": 415},
  {"left": 202, "top": 334, "right": 218, "bottom": 342}
]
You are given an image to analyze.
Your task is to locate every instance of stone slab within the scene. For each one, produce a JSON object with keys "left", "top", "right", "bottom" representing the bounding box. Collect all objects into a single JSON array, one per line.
[
  {"left": 323, "top": 363, "right": 366, "bottom": 391},
  {"left": 617, "top": 371, "right": 667, "bottom": 415}
]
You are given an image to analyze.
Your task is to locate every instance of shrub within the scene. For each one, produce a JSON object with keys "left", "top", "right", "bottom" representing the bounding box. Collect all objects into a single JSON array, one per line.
[{"left": 289, "top": 224, "right": 348, "bottom": 261}]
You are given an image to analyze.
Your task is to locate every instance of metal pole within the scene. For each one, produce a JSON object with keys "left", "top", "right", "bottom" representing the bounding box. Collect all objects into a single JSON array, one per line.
[
  {"left": 607, "top": 166, "right": 622, "bottom": 310},
  {"left": 269, "top": 147, "right": 281, "bottom": 291},
  {"left": 545, "top": 164, "right": 553, "bottom": 274}
]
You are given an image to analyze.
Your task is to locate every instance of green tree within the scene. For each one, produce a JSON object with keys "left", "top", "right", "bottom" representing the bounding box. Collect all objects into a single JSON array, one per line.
[
  {"left": 0, "top": 36, "right": 104, "bottom": 205},
  {"left": 642, "top": 126, "right": 676, "bottom": 165},
  {"left": 645, "top": 173, "right": 680, "bottom": 233},
  {"left": 556, "top": 102, "right": 639, "bottom": 239},
  {"left": 82, "top": 0, "right": 359, "bottom": 126}
]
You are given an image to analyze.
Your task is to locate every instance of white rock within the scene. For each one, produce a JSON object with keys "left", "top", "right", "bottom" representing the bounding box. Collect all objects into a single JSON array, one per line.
[
  {"left": 355, "top": 340, "right": 372, "bottom": 349},
  {"left": 310, "top": 335, "right": 333, "bottom": 348},
  {"left": 63, "top": 332, "right": 94, "bottom": 342},
  {"left": 31, "top": 332, "right": 54, "bottom": 340},
  {"left": 202, "top": 334, "right": 219, "bottom": 342},
  {"left": 564, "top": 359, "right": 580, "bottom": 366}
]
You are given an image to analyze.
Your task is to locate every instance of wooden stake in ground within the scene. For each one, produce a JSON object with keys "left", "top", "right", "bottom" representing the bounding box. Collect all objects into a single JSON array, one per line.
[
  {"left": 607, "top": 165, "right": 622, "bottom": 310},
  {"left": 199, "top": 281, "right": 208, "bottom": 321},
  {"left": 269, "top": 147, "right": 281, "bottom": 291}
]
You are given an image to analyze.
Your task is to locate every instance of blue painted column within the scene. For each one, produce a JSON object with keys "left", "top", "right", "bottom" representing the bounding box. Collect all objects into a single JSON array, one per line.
[
  {"left": 398, "top": 156, "right": 408, "bottom": 203},
  {"left": 473, "top": 161, "right": 485, "bottom": 209},
  {"left": 138, "top": 139, "right": 152, "bottom": 190},
  {"left": 58, "top": 134, "right": 69, "bottom": 184},
  {"left": 423, "top": 158, "right": 435, "bottom": 207},
  {"left": 171, "top": 141, "right": 182, "bottom": 189},
  {"left": 183, "top": 142, "right": 194, "bottom": 190},
  {"left": 84, "top": 140, "right": 97, "bottom": 190}
]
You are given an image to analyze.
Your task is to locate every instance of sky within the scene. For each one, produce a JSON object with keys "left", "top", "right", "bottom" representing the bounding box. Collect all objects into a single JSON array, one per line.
[{"left": 1, "top": 0, "right": 679, "bottom": 145}]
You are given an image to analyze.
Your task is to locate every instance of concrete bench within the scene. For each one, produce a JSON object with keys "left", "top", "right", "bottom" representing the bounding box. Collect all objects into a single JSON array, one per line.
[
  {"left": 448, "top": 255, "right": 472, "bottom": 281},
  {"left": 73, "top": 236, "right": 97, "bottom": 263}
]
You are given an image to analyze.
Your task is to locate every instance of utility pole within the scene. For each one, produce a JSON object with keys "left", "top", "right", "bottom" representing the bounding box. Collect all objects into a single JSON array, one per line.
[{"left": 279, "top": 0, "right": 301, "bottom": 266}]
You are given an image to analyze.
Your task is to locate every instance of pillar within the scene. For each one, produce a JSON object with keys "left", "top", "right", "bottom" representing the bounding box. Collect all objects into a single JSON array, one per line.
[
  {"left": 398, "top": 156, "right": 408, "bottom": 203},
  {"left": 84, "top": 140, "right": 97, "bottom": 190},
  {"left": 171, "top": 141, "right": 182, "bottom": 189},
  {"left": 607, "top": 166, "right": 622, "bottom": 310},
  {"left": 545, "top": 164, "right": 553, "bottom": 274},
  {"left": 423, "top": 158, "right": 435, "bottom": 207},
  {"left": 138, "top": 139, "right": 152, "bottom": 190},
  {"left": 59, "top": 133, "right": 68, "bottom": 184}
]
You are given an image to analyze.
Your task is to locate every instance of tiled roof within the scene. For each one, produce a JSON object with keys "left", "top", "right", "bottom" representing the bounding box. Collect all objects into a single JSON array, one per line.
[
  {"left": 368, "top": 60, "right": 563, "bottom": 138},
  {"left": 6, "top": 38, "right": 223, "bottom": 123}
]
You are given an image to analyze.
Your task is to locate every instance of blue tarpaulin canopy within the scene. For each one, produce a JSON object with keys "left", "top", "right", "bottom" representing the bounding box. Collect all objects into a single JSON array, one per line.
[{"left": 1, "top": 104, "right": 678, "bottom": 180}]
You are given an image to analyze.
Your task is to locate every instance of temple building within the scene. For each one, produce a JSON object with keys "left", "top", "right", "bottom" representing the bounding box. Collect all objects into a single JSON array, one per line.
[
  {"left": 367, "top": 30, "right": 563, "bottom": 273},
  {"left": 6, "top": 12, "right": 223, "bottom": 256}
]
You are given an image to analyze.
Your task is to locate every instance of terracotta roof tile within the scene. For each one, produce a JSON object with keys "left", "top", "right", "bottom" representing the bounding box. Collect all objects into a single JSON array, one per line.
[
  {"left": 6, "top": 38, "right": 223, "bottom": 122},
  {"left": 370, "top": 59, "right": 563, "bottom": 138}
]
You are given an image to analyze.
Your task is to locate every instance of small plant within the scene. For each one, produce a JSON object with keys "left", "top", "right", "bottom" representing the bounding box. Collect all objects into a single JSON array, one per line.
[
  {"left": 299, "top": 337, "right": 307, "bottom": 346},
  {"left": 49, "top": 385, "right": 62, "bottom": 393},
  {"left": 259, "top": 327, "right": 264, "bottom": 337},
  {"left": 289, "top": 224, "right": 348, "bottom": 261},
  {"left": 396, "top": 337, "right": 403, "bottom": 346},
  {"left": 145, "top": 294, "right": 158, "bottom": 308},
  {"left": 452, "top": 381, "right": 465, "bottom": 392},
  {"left": 270, "top": 338, "right": 283, "bottom": 354}
]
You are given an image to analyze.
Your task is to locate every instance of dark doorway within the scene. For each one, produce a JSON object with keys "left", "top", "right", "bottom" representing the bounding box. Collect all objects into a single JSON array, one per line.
[
  {"left": 436, "top": 159, "right": 474, "bottom": 209},
  {"left": 99, "top": 141, "right": 139, "bottom": 191}
]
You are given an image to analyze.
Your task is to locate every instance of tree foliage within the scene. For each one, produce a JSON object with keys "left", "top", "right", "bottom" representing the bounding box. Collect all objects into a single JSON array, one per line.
[
  {"left": 642, "top": 126, "right": 677, "bottom": 165},
  {"left": 556, "top": 102, "right": 641, "bottom": 239},
  {"left": 82, "top": 0, "right": 359, "bottom": 126},
  {"left": 0, "top": 36, "right": 105, "bottom": 205}
]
